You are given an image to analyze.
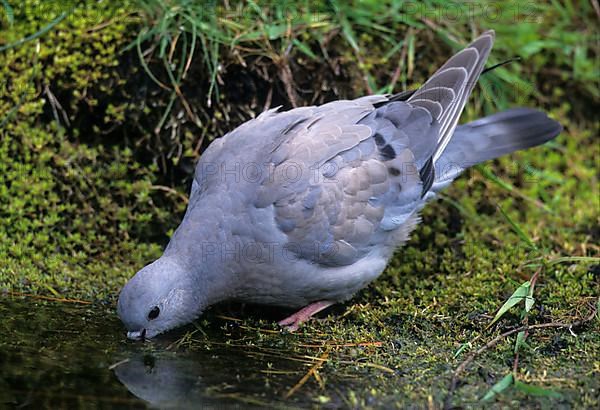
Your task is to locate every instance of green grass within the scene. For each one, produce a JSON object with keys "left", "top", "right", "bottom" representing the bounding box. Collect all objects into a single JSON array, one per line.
[
  {"left": 1, "top": 0, "right": 598, "bottom": 408},
  {"left": 130, "top": 0, "right": 598, "bottom": 115}
]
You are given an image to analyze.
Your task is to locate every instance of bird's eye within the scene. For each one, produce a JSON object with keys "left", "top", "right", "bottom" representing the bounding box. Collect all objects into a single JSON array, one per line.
[{"left": 148, "top": 306, "right": 160, "bottom": 320}]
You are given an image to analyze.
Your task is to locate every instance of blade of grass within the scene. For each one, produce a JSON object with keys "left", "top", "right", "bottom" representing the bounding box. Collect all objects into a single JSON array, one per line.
[
  {"left": 292, "top": 38, "right": 318, "bottom": 59},
  {"left": 497, "top": 205, "right": 538, "bottom": 250},
  {"left": 136, "top": 31, "right": 170, "bottom": 90},
  {"left": 514, "top": 380, "right": 562, "bottom": 398},
  {"left": 477, "top": 165, "right": 553, "bottom": 213},
  {"left": 330, "top": 0, "right": 359, "bottom": 52},
  {"left": 481, "top": 373, "right": 513, "bottom": 402},
  {"left": 477, "top": 164, "right": 514, "bottom": 191},
  {"left": 548, "top": 256, "right": 600, "bottom": 265},
  {"left": 1, "top": 0, "right": 14, "bottom": 25}
]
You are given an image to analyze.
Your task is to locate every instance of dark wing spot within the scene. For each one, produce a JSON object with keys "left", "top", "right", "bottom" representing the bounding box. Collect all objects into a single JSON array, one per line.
[
  {"left": 380, "top": 144, "right": 396, "bottom": 161},
  {"left": 373, "top": 133, "right": 385, "bottom": 146},
  {"left": 389, "top": 167, "right": 401, "bottom": 176}
]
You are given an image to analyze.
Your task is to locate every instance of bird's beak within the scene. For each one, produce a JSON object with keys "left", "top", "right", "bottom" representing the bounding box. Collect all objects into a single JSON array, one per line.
[{"left": 127, "top": 328, "right": 146, "bottom": 341}]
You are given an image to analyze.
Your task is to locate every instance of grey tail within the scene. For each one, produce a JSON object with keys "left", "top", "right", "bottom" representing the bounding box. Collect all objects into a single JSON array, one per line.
[{"left": 432, "top": 108, "right": 562, "bottom": 189}]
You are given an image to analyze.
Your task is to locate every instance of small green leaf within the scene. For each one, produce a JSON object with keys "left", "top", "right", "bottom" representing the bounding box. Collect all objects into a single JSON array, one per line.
[
  {"left": 514, "top": 330, "right": 526, "bottom": 353},
  {"left": 482, "top": 373, "right": 513, "bottom": 402},
  {"left": 454, "top": 342, "right": 471, "bottom": 358},
  {"left": 514, "top": 380, "right": 563, "bottom": 398},
  {"left": 489, "top": 281, "right": 531, "bottom": 326}
]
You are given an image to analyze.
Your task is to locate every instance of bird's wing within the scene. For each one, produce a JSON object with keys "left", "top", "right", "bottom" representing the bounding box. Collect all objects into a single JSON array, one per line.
[{"left": 252, "top": 96, "right": 439, "bottom": 267}]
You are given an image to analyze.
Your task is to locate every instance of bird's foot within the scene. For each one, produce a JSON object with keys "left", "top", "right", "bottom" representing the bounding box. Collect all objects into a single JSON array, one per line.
[{"left": 278, "top": 300, "right": 335, "bottom": 332}]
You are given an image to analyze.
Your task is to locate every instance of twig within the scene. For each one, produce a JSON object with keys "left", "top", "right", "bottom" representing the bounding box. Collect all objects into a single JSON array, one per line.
[
  {"left": 285, "top": 349, "right": 329, "bottom": 399},
  {"left": 526, "top": 268, "right": 540, "bottom": 291},
  {"left": 150, "top": 185, "right": 189, "bottom": 204},
  {"left": 215, "top": 314, "right": 242, "bottom": 322},
  {"left": 44, "top": 84, "right": 71, "bottom": 127},
  {"left": 277, "top": 57, "right": 299, "bottom": 108},
  {"left": 298, "top": 341, "right": 383, "bottom": 348},
  {"left": 443, "top": 300, "right": 598, "bottom": 410},
  {"left": 592, "top": 0, "right": 600, "bottom": 21},
  {"left": 512, "top": 348, "right": 521, "bottom": 375},
  {"left": 262, "top": 84, "right": 273, "bottom": 112}
]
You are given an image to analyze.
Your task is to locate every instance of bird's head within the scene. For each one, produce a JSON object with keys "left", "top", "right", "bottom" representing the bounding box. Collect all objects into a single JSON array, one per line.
[{"left": 117, "top": 257, "right": 202, "bottom": 340}]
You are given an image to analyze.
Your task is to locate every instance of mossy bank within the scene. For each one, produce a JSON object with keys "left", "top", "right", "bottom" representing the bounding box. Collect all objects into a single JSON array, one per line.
[{"left": 1, "top": 0, "right": 598, "bottom": 408}]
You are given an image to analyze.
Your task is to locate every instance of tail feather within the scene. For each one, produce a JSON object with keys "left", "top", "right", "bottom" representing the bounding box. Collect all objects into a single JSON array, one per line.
[
  {"left": 409, "top": 30, "right": 496, "bottom": 163},
  {"left": 433, "top": 108, "right": 562, "bottom": 188}
]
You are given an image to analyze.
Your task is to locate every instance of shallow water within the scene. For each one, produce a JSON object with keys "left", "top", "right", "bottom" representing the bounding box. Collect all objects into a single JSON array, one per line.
[{"left": 1, "top": 297, "right": 349, "bottom": 409}]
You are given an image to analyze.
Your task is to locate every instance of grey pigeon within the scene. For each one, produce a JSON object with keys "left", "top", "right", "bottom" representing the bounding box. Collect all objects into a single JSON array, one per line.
[{"left": 118, "top": 30, "right": 561, "bottom": 339}]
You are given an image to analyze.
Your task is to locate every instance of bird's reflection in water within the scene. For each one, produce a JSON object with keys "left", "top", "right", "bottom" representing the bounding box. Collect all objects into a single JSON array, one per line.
[{"left": 113, "top": 353, "right": 244, "bottom": 409}]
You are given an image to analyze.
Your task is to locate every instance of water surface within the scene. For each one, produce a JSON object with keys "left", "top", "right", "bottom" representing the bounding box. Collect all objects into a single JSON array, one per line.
[{"left": 1, "top": 297, "right": 353, "bottom": 409}]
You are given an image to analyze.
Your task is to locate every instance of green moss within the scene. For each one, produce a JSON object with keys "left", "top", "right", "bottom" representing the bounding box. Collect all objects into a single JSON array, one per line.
[{"left": 0, "top": 1, "right": 171, "bottom": 299}]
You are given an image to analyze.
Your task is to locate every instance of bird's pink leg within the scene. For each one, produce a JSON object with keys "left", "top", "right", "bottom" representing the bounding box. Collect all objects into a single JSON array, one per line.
[{"left": 278, "top": 300, "right": 335, "bottom": 332}]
